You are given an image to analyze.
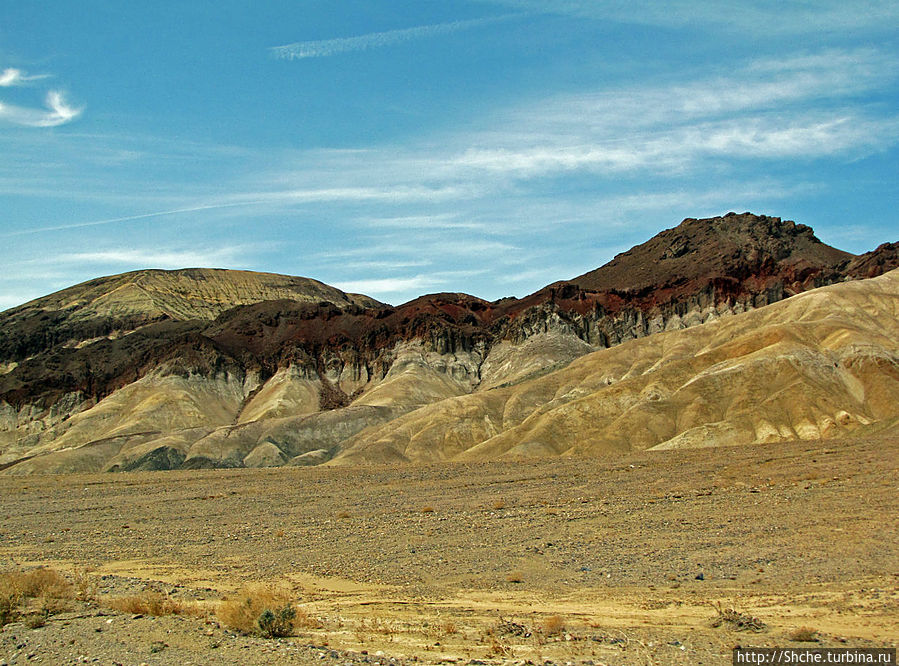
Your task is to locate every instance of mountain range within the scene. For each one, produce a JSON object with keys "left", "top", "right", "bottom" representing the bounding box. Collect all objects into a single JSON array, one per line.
[{"left": 1, "top": 212, "right": 897, "bottom": 474}]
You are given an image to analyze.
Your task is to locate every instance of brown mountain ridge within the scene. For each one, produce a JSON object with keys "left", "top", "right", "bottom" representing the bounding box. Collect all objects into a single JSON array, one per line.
[{"left": 1, "top": 212, "right": 897, "bottom": 473}]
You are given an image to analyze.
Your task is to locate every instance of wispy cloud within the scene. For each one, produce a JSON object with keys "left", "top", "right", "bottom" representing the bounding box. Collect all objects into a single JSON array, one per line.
[
  {"left": 271, "top": 13, "right": 519, "bottom": 59},
  {"left": 0, "top": 90, "right": 82, "bottom": 127},
  {"left": 442, "top": 47, "right": 899, "bottom": 178},
  {"left": 356, "top": 214, "right": 487, "bottom": 231},
  {"left": 452, "top": 114, "right": 899, "bottom": 177},
  {"left": 10, "top": 48, "right": 888, "bottom": 249},
  {"left": 226, "top": 185, "right": 472, "bottom": 205},
  {"left": 2, "top": 44, "right": 895, "bottom": 307},
  {"left": 54, "top": 246, "right": 245, "bottom": 270},
  {"left": 332, "top": 275, "right": 439, "bottom": 296},
  {"left": 332, "top": 269, "right": 488, "bottom": 304},
  {"left": 0, "top": 67, "right": 51, "bottom": 87},
  {"left": 481, "top": 0, "right": 899, "bottom": 34}
]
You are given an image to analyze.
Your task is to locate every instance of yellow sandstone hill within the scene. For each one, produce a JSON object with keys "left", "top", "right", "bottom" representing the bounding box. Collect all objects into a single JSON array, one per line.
[
  {"left": 330, "top": 268, "right": 899, "bottom": 464},
  {"left": 12, "top": 267, "right": 382, "bottom": 322}
]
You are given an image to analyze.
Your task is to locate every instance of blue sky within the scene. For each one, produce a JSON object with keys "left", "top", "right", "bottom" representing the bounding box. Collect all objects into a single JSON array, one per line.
[{"left": 1, "top": 1, "right": 897, "bottom": 308}]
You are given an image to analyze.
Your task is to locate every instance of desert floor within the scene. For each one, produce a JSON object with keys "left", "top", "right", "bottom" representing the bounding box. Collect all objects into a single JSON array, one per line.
[{"left": 1, "top": 436, "right": 897, "bottom": 665}]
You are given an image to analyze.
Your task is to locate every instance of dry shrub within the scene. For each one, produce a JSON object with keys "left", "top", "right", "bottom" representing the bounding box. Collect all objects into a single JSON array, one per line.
[
  {"left": 543, "top": 614, "right": 565, "bottom": 636},
  {"left": 489, "top": 639, "right": 512, "bottom": 656},
  {"left": 0, "top": 591, "right": 18, "bottom": 627},
  {"left": 107, "top": 590, "right": 198, "bottom": 617},
  {"left": 491, "top": 499, "right": 506, "bottom": 510},
  {"left": 441, "top": 619, "right": 457, "bottom": 635},
  {"left": 7, "top": 568, "right": 72, "bottom": 600},
  {"left": 357, "top": 617, "right": 397, "bottom": 636},
  {"left": 788, "top": 626, "right": 818, "bottom": 642},
  {"left": 217, "top": 584, "right": 309, "bottom": 638},
  {"left": 71, "top": 569, "right": 98, "bottom": 603},
  {"left": 0, "top": 568, "right": 75, "bottom": 627},
  {"left": 421, "top": 506, "right": 435, "bottom": 514},
  {"left": 336, "top": 510, "right": 351, "bottom": 519},
  {"left": 506, "top": 572, "right": 523, "bottom": 583}
]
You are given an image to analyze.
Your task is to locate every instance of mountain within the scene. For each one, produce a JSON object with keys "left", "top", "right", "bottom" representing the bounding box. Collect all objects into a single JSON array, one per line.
[
  {"left": 0, "top": 267, "right": 380, "bottom": 359},
  {"left": 1, "top": 212, "right": 897, "bottom": 474},
  {"left": 333, "top": 269, "right": 899, "bottom": 464}
]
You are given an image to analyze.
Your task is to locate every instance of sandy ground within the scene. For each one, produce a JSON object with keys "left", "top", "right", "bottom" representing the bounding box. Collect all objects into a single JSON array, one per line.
[{"left": 1, "top": 436, "right": 897, "bottom": 664}]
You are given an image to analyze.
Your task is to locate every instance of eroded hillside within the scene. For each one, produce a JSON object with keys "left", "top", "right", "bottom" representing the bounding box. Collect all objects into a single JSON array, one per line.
[{"left": 1, "top": 213, "right": 897, "bottom": 474}]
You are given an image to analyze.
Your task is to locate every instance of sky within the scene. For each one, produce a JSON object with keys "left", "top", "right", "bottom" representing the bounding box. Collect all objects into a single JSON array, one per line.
[{"left": 1, "top": 1, "right": 898, "bottom": 308}]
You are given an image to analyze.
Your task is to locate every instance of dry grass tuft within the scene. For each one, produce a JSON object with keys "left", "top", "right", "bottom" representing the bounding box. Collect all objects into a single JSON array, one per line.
[
  {"left": 358, "top": 617, "right": 398, "bottom": 636},
  {"left": 420, "top": 506, "right": 435, "bottom": 513},
  {"left": 71, "top": 569, "right": 98, "bottom": 603},
  {"left": 4, "top": 568, "right": 72, "bottom": 600},
  {"left": 788, "top": 626, "right": 818, "bottom": 642},
  {"left": 107, "top": 590, "right": 200, "bottom": 617},
  {"left": 336, "top": 510, "right": 351, "bottom": 519},
  {"left": 0, "top": 568, "right": 76, "bottom": 627},
  {"left": 489, "top": 639, "right": 512, "bottom": 656},
  {"left": 0, "top": 592, "right": 18, "bottom": 627},
  {"left": 506, "top": 572, "right": 523, "bottom": 583},
  {"left": 543, "top": 614, "right": 565, "bottom": 636},
  {"left": 217, "top": 584, "right": 311, "bottom": 638},
  {"left": 491, "top": 499, "right": 506, "bottom": 510}
]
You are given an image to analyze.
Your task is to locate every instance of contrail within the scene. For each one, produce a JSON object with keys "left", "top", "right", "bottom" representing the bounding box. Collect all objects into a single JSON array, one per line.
[
  {"left": 0, "top": 201, "right": 268, "bottom": 238},
  {"left": 270, "top": 14, "right": 520, "bottom": 60},
  {"left": 2, "top": 184, "right": 465, "bottom": 237}
]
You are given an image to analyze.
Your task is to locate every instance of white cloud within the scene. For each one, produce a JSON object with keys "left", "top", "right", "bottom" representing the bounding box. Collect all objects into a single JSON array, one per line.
[
  {"left": 327, "top": 259, "right": 433, "bottom": 271},
  {"left": 231, "top": 185, "right": 470, "bottom": 205},
  {"left": 0, "top": 293, "right": 33, "bottom": 310},
  {"left": 0, "top": 67, "right": 50, "bottom": 87},
  {"left": 271, "top": 14, "right": 519, "bottom": 59},
  {"left": 332, "top": 269, "right": 489, "bottom": 303},
  {"left": 2, "top": 45, "right": 893, "bottom": 308},
  {"left": 332, "top": 275, "right": 439, "bottom": 295},
  {"left": 23, "top": 47, "right": 882, "bottom": 251},
  {"left": 356, "top": 214, "right": 487, "bottom": 231},
  {"left": 17, "top": 46, "right": 882, "bottom": 237},
  {"left": 437, "top": 47, "right": 898, "bottom": 178},
  {"left": 0, "top": 90, "right": 82, "bottom": 127},
  {"left": 479, "top": 0, "right": 899, "bottom": 34},
  {"left": 54, "top": 247, "right": 245, "bottom": 270}
]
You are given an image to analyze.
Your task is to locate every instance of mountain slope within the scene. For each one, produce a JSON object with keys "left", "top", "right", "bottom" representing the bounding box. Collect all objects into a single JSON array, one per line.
[
  {"left": 1, "top": 213, "right": 897, "bottom": 474},
  {"left": 332, "top": 268, "right": 899, "bottom": 464}
]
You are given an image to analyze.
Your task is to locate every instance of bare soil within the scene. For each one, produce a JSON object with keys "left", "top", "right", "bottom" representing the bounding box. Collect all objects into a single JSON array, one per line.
[{"left": 1, "top": 436, "right": 897, "bottom": 665}]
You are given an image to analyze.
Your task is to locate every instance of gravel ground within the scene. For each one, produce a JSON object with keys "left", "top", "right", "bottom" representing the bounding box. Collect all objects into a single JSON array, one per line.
[{"left": 1, "top": 436, "right": 897, "bottom": 664}]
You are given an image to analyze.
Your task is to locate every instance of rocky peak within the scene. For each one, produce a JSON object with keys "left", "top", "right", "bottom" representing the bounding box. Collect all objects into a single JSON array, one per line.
[{"left": 565, "top": 212, "right": 851, "bottom": 295}]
